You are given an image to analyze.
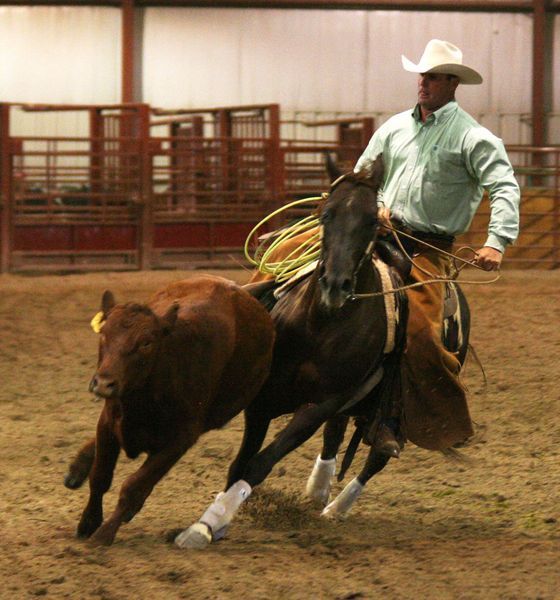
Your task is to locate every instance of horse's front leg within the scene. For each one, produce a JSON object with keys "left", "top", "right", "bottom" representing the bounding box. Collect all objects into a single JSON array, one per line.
[
  {"left": 305, "top": 414, "right": 349, "bottom": 506},
  {"left": 77, "top": 411, "right": 120, "bottom": 539},
  {"left": 65, "top": 437, "right": 96, "bottom": 490},
  {"left": 90, "top": 435, "right": 192, "bottom": 546},
  {"left": 322, "top": 448, "right": 390, "bottom": 519},
  {"left": 177, "top": 398, "right": 342, "bottom": 550},
  {"left": 226, "top": 405, "right": 272, "bottom": 489}
]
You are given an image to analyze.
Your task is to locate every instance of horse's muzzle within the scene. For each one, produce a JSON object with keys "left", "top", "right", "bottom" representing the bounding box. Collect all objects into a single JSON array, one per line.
[{"left": 319, "top": 274, "right": 353, "bottom": 312}]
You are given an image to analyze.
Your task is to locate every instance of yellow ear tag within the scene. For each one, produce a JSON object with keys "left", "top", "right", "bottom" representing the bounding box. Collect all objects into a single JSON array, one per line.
[{"left": 90, "top": 311, "right": 105, "bottom": 334}]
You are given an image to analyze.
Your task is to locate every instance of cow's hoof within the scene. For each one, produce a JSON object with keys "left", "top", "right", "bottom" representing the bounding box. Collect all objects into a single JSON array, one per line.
[
  {"left": 64, "top": 472, "right": 85, "bottom": 490},
  {"left": 175, "top": 522, "right": 212, "bottom": 549}
]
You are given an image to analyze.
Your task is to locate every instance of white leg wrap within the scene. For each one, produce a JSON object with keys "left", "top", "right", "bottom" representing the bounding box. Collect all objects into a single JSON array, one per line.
[
  {"left": 200, "top": 480, "right": 252, "bottom": 533},
  {"left": 321, "top": 477, "right": 364, "bottom": 518},
  {"left": 175, "top": 480, "right": 252, "bottom": 550},
  {"left": 305, "top": 455, "right": 336, "bottom": 506}
]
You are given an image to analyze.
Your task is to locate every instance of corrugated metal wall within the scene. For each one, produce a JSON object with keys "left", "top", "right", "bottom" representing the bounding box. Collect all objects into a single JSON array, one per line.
[{"left": 0, "top": 6, "right": 558, "bottom": 144}]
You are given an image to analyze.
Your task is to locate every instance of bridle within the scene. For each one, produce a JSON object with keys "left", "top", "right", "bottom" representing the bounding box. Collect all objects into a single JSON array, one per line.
[{"left": 318, "top": 174, "right": 381, "bottom": 304}]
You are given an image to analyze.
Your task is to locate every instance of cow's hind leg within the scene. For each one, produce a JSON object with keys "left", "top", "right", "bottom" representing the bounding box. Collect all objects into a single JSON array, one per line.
[
  {"left": 305, "top": 415, "right": 349, "bottom": 506},
  {"left": 322, "top": 448, "right": 390, "bottom": 519},
  {"left": 65, "top": 438, "right": 95, "bottom": 489}
]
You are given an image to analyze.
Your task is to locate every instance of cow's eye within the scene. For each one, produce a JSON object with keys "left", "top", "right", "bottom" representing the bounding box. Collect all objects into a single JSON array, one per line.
[{"left": 137, "top": 339, "right": 153, "bottom": 352}]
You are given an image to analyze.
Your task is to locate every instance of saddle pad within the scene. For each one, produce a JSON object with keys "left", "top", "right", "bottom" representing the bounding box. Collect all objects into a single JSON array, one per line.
[
  {"left": 372, "top": 257, "right": 399, "bottom": 354},
  {"left": 273, "top": 260, "right": 318, "bottom": 299}
]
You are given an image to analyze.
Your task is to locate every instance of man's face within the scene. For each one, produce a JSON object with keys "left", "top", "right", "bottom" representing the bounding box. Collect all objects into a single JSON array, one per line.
[{"left": 417, "top": 73, "right": 459, "bottom": 113}]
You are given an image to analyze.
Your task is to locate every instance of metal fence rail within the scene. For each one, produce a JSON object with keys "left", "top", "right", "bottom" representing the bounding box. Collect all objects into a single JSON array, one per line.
[{"left": 0, "top": 102, "right": 558, "bottom": 272}]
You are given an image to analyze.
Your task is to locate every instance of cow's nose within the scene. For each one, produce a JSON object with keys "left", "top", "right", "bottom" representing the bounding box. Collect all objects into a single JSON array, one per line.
[{"left": 90, "top": 374, "right": 118, "bottom": 398}]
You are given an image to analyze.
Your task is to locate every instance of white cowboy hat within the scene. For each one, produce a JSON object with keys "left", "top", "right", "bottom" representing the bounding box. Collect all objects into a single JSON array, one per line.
[{"left": 401, "top": 39, "right": 483, "bottom": 85}]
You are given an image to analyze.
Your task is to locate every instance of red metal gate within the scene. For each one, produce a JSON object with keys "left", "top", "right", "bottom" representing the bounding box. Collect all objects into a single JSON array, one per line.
[
  {"left": 149, "top": 105, "right": 282, "bottom": 267},
  {"left": 0, "top": 103, "right": 150, "bottom": 272}
]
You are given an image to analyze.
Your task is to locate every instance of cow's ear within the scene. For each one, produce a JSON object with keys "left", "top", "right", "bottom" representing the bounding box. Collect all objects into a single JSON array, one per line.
[
  {"left": 91, "top": 290, "right": 115, "bottom": 333},
  {"left": 161, "top": 303, "right": 179, "bottom": 335},
  {"left": 101, "top": 290, "right": 116, "bottom": 315}
]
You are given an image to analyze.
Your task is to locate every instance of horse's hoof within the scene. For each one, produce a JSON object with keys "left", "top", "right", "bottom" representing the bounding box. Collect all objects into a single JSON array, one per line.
[
  {"left": 306, "top": 488, "right": 330, "bottom": 507},
  {"left": 175, "top": 522, "right": 212, "bottom": 550},
  {"left": 320, "top": 505, "right": 347, "bottom": 521}
]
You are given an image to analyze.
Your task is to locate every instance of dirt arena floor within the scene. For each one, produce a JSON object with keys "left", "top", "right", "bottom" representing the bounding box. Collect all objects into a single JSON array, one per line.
[{"left": 0, "top": 267, "right": 558, "bottom": 600}]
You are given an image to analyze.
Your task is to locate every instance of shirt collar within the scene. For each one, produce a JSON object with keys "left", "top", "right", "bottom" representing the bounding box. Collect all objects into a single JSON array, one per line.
[{"left": 412, "top": 100, "right": 458, "bottom": 125}]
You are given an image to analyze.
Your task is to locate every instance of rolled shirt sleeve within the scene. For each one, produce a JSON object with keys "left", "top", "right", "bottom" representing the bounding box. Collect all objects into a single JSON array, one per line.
[
  {"left": 464, "top": 129, "right": 521, "bottom": 253},
  {"left": 354, "top": 104, "right": 521, "bottom": 254}
]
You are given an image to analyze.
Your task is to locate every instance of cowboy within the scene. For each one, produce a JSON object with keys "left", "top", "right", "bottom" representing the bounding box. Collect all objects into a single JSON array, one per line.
[{"left": 355, "top": 39, "right": 520, "bottom": 451}]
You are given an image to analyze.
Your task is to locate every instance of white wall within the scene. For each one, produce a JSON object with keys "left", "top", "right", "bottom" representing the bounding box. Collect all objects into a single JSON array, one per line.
[
  {"left": 143, "top": 9, "right": 533, "bottom": 117},
  {"left": 0, "top": 6, "right": 121, "bottom": 137},
  {"left": 0, "top": 6, "right": 551, "bottom": 143},
  {"left": 0, "top": 6, "right": 121, "bottom": 105}
]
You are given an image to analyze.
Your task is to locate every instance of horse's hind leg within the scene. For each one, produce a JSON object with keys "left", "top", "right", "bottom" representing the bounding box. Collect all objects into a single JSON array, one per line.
[
  {"left": 322, "top": 448, "right": 390, "bottom": 519},
  {"left": 305, "top": 415, "right": 349, "bottom": 506},
  {"left": 64, "top": 437, "right": 96, "bottom": 490}
]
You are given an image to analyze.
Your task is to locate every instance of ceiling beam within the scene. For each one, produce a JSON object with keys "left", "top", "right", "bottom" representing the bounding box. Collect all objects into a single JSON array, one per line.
[{"left": 0, "top": 0, "right": 550, "bottom": 10}]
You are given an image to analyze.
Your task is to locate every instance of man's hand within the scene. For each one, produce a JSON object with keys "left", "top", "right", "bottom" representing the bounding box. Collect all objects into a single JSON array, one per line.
[
  {"left": 377, "top": 206, "right": 392, "bottom": 232},
  {"left": 474, "top": 246, "right": 503, "bottom": 271}
]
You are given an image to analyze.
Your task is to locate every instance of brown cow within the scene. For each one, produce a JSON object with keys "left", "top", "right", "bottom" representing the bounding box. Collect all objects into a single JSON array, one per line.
[{"left": 65, "top": 275, "right": 274, "bottom": 546}]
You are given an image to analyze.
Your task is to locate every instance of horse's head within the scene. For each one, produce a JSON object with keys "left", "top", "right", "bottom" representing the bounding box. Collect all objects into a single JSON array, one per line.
[{"left": 318, "top": 154, "right": 384, "bottom": 311}]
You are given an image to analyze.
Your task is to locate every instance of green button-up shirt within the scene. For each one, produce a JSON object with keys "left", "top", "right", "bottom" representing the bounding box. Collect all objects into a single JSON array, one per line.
[{"left": 355, "top": 101, "right": 520, "bottom": 252}]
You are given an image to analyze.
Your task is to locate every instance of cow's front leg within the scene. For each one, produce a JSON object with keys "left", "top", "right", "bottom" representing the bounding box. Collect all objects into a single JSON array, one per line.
[
  {"left": 77, "top": 411, "right": 120, "bottom": 539},
  {"left": 90, "top": 436, "right": 191, "bottom": 546}
]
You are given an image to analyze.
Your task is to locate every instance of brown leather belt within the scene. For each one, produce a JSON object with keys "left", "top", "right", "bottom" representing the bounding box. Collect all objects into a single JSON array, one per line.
[{"left": 394, "top": 227, "right": 455, "bottom": 253}]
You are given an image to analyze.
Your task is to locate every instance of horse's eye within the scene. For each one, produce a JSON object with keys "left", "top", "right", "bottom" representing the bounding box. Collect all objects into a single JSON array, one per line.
[{"left": 321, "top": 210, "right": 331, "bottom": 223}]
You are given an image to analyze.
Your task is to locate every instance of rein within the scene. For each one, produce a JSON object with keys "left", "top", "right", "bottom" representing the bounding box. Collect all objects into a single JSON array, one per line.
[
  {"left": 243, "top": 177, "right": 500, "bottom": 298},
  {"left": 351, "top": 226, "right": 500, "bottom": 300}
]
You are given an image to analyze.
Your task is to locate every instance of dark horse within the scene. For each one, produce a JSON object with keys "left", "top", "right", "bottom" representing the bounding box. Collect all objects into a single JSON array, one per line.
[{"left": 175, "top": 155, "right": 411, "bottom": 549}]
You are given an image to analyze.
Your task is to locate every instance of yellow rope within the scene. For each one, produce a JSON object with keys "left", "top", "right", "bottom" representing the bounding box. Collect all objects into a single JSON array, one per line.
[
  {"left": 245, "top": 195, "right": 500, "bottom": 289},
  {"left": 244, "top": 196, "right": 323, "bottom": 282}
]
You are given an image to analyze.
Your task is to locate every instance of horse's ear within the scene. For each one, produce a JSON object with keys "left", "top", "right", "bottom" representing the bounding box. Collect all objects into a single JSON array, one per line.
[
  {"left": 101, "top": 290, "right": 116, "bottom": 315},
  {"left": 161, "top": 302, "right": 180, "bottom": 335},
  {"left": 356, "top": 153, "right": 384, "bottom": 188},
  {"left": 367, "top": 154, "right": 384, "bottom": 188},
  {"left": 324, "top": 152, "right": 342, "bottom": 183}
]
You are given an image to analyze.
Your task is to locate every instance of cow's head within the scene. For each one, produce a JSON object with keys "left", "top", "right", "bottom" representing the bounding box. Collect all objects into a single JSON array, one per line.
[{"left": 89, "top": 290, "right": 179, "bottom": 399}]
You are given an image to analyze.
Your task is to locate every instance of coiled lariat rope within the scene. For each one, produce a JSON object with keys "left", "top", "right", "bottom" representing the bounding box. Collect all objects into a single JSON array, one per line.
[
  {"left": 245, "top": 194, "right": 500, "bottom": 296},
  {"left": 244, "top": 195, "right": 325, "bottom": 282}
]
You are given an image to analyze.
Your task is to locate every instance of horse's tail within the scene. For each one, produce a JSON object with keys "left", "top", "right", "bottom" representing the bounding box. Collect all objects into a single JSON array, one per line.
[{"left": 242, "top": 280, "right": 279, "bottom": 312}]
